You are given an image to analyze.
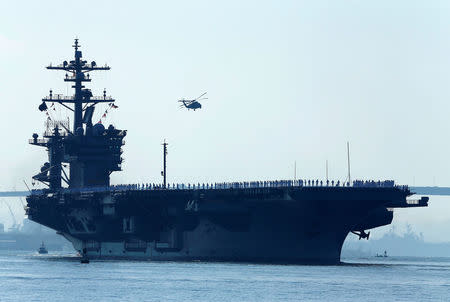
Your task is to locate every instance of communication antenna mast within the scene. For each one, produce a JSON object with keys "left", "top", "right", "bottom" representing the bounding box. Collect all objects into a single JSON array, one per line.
[
  {"left": 45, "top": 38, "right": 112, "bottom": 131},
  {"left": 161, "top": 140, "right": 168, "bottom": 188},
  {"left": 326, "top": 160, "right": 328, "bottom": 182},
  {"left": 347, "top": 142, "right": 351, "bottom": 186}
]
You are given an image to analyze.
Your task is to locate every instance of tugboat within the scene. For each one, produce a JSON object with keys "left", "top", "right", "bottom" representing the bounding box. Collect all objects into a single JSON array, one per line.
[
  {"left": 25, "top": 39, "right": 429, "bottom": 264},
  {"left": 38, "top": 241, "right": 48, "bottom": 254}
]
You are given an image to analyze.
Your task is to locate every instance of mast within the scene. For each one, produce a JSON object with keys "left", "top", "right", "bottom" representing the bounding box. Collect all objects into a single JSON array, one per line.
[
  {"left": 162, "top": 140, "right": 168, "bottom": 188},
  {"left": 45, "top": 38, "right": 112, "bottom": 131}
]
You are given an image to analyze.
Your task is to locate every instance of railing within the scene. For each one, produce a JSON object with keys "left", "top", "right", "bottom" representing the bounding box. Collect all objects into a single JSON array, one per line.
[
  {"left": 47, "top": 63, "right": 110, "bottom": 70},
  {"left": 30, "top": 179, "right": 406, "bottom": 195},
  {"left": 29, "top": 138, "right": 48, "bottom": 145},
  {"left": 64, "top": 75, "right": 91, "bottom": 81},
  {"left": 43, "top": 94, "right": 74, "bottom": 101},
  {"left": 90, "top": 96, "right": 114, "bottom": 101},
  {"left": 43, "top": 131, "right": 68, "bottom": 137},
  {"left": 42, "top": 95, "right": 114, "bottom": 102}
]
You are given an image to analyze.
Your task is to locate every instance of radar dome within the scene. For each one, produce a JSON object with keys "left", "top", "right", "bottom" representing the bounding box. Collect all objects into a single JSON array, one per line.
[
  {"left": 93, "top": 123, "right": 105, "bottom": 136},
  {"left": 41, "top": 162, "right": 50, "bottom": 172}
]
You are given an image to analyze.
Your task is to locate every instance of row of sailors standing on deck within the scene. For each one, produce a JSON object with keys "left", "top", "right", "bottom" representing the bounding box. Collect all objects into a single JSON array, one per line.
[
  {"left": 109, "top": 179, "right": 352, "bottom": 191},
  {"left": 58, "top": 179, "right": 398, "bottom": 194},
  {"left": 109, "top": 180, "right": 396, "bottom": 191},
  {"left": 352, "top": 180, "right": 395, "bottom": 187}
]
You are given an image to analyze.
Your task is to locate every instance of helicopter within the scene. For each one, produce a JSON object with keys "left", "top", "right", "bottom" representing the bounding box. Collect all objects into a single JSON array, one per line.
[{"left": 178, "top": 92, "right": 207, "bottom": 111}]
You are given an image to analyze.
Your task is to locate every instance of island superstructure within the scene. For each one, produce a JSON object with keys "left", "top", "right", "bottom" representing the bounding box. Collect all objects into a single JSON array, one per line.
[{"left": 26, "top": 40, "right": 429, "bottom": 264}]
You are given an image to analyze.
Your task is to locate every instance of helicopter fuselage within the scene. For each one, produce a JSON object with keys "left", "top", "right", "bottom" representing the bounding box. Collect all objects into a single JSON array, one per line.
[
  {"left": 186, "top": 101, "right": 201, "bottom": 110},
  {"left": 181, "top": 100, "right": 202, "bottom": 110}
]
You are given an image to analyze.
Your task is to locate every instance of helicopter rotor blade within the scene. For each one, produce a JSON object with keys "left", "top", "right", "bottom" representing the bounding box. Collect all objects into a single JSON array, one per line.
[{"left": 195, "top": 92, "right": 207, "bottom": 100}]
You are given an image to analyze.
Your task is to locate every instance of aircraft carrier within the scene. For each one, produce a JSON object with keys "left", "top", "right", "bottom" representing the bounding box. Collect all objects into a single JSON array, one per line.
[{"left": 25, "top": 40, "right": 429, "bottom": 264}]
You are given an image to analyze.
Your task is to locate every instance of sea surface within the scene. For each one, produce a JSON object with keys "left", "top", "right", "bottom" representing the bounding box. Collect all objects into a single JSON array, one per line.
[{"left": 0, "top": 251, "right": 449, "bottom": 302}]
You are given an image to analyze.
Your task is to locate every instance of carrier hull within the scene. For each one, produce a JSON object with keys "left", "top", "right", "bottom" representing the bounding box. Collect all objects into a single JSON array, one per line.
[{"left": 26, "top": 185, "right": 426, "bottom": 264}]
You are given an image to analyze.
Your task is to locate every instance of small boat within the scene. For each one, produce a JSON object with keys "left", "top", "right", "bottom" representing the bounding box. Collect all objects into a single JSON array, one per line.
[
  {"left": 38, "top": 241, "right": 48, "bottom": 254},
  {"left": 375, "top": 250, "right": 388, "bottom": 258}
]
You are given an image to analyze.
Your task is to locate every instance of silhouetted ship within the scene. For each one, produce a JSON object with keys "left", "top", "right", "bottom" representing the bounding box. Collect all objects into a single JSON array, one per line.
[
  {"left": 38, "top": 241, "right": 48, "bottom": 254},
  {"left": 26, "top": 40, "right": 429, "bottom": 264}
]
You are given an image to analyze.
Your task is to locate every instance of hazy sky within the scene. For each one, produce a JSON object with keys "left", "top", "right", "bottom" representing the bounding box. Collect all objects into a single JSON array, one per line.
[{"left": 1, "top": 1, "right": 450, "bottom": 241}]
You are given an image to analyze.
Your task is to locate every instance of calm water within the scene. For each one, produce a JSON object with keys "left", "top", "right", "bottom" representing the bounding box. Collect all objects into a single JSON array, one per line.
[{"left": 1, "top": 251, "right": 449, "bottom": 302}]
